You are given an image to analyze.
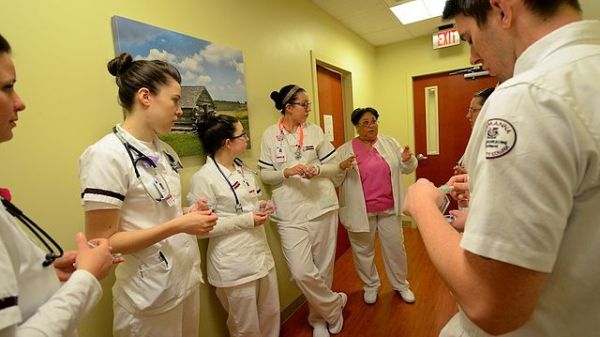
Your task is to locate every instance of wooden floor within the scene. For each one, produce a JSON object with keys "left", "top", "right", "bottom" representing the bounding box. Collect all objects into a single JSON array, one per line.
[{"left": 280, "top": 227, "right": 458, "bottom": 337}]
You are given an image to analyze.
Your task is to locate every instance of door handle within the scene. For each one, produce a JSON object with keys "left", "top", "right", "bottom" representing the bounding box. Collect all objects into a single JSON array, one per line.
[{"left": 416, "top": 154, "right": 428, "bottom": 161}]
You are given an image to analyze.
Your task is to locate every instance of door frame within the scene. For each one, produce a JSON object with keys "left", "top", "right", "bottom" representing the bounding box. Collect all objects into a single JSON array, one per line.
[{"left": 310, "top": 50, "right": 354, "bottom": 143}]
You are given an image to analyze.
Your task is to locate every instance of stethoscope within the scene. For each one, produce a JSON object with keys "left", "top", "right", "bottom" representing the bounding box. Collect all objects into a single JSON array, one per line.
[
  {"left": 211, "top": 156, "right": 255, "bottom": 214},
  {"left": 112, "top": 127, "right": 182, "bottom": 203},
  {"left": 1, "top": 196, "right": 64, "bottom": 267}
]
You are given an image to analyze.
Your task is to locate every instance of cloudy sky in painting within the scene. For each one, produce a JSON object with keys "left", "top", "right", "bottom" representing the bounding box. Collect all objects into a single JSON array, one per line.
[{"left": 112, "top": 16, "right": 246, "bottom": 102}]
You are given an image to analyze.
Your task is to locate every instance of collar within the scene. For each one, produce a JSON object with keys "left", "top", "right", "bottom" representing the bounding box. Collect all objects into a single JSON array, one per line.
[
  {"left": 114, "top": 124, "right": 162, "bottom": 158},
  {"left": 514, "top": 20, "right": 600, "bottom": 76}
]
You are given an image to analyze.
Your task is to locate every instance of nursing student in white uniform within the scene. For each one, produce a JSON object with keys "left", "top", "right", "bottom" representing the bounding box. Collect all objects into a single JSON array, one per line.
[
  {"left": 79, "top": 53, "right": 217, "bottom": 337},
  {"left": 334, "top": 107, "right": 417, "bottom": 305},
  {"left": 187, "top": 113, "right": 280, "bottom": 337},
  {"left": 404, "top": 0, "right": 600, "bottom": 336},
  {"left": 258, "top": 84, "right": 346, "bottom": 337},
  {"left": 0, "top": 33, "right": 116, "bottom": 337}
]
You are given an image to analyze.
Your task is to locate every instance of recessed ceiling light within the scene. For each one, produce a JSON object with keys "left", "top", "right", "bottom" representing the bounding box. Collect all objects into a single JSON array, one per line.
[{"left": 390, "top": 0, "right": 445, "bottom": 25}]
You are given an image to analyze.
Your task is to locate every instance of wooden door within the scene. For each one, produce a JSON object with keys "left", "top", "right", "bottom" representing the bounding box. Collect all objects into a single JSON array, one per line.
[
  {"left": 413, "top": 71, "right": 497, "bottom": 190},
  {"left": 316, "top": 64, "right": 350, "bottom": 259}
]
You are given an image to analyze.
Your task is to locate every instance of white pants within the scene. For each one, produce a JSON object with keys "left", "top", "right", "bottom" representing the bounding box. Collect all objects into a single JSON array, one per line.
[
  {"left": 278, "top": 211, "right": 342, "bottom": 326},
  {"left": 215, "top": 268, "right": 280, "bottom": 337},
  {"left": 347, "top": 213, "right": 410, "bottom": 292},
  {"left": 113, "top": 288, "right": 200, "bottom": 337}
]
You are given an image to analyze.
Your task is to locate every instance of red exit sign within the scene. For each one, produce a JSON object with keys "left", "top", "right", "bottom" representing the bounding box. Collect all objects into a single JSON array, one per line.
[{"left": 433, "top": 28, "right": 460, "bottom": 49}]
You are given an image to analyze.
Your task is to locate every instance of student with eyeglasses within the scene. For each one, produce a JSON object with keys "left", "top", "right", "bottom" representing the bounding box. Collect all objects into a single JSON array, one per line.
[
  {"left": 0, "top": 33, "right": 117, "bottom": 337},
  {"left": 78, "top": 52, "right": 218, "bottom": 337},
  {"left": 188, "top": 113, "right": 279, "bottom": 337},
  {"left": 334, "top": 107, "right": 417, "bottom": 306},
  {"left": 259, "top": 84, "right": 346, "bottom": 337}
]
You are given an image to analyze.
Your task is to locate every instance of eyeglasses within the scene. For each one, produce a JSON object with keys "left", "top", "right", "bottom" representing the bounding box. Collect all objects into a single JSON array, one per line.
[
  {"left": 290, "top": 101, "right": 311, "bottom": 109},
  {"left": 358, "top": 120, "right": 378, "bottom": 127},
  {"left": 231, "top": 132, "right": 249, "bottom": 140},
  {"left": 1, "top": 197, "right": 64, "bottom": 267}
]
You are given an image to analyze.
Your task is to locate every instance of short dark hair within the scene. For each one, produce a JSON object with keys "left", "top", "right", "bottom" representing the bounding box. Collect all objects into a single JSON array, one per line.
[
  {"left": 351, "top": 107, "right": 379, "bottom": 126},
  {"left": 270, "top": 84, "right": 306, "bottom": 114},
  {"left": 443, "top": 0, "right": 581, "bottom": 26},
  {"left": 474, "top": 87, "right": 495, "bottom": 104},
  {"left": 0, "top": 34, "right": 11, "bottom": 54},
  {"left": 107, "top": 52, "right": 182, "bottom": 112},
  {"left": 193, "top": 113, "right": 239, "bottom": 156}
]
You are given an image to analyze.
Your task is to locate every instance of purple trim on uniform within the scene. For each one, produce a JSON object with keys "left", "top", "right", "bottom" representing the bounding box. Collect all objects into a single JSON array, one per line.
[
  {"left": 81, "top": 188, "right": 125, "bottom": 201},
  {"left": 0, "top": 296, "right": 18, "bottom": 310}
]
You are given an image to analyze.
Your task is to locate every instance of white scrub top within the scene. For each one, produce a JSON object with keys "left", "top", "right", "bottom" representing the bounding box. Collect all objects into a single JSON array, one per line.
[
  {"left": 0, "top": 205, "right": 102, "bottom": 337},
  {"left": 188, "top": 158, "right": 275, "bottom": 288},
  {"left": 258, "top": 122, "right": 338, "bottom": 223},
  {"left": 79, "top": 125, "right": 201, "bottom": 315},
  {"left": 455, "top": 21, "right": 600, "bottom": 337}
]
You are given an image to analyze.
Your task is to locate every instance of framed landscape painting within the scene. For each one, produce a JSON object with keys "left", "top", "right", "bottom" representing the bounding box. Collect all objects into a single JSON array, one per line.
[{"left": 111, "top": 16, "right": 249, "bottom": 156}]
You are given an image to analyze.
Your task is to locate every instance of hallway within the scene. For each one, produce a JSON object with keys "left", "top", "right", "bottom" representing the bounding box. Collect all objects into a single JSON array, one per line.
[{"left": 281, "top": 227, "right": 458, "bottom": 337}]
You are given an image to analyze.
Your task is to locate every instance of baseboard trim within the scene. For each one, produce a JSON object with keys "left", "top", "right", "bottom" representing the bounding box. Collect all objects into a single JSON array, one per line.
[{"left": 281, "top": 294, "right": 307, "bottom": 324}]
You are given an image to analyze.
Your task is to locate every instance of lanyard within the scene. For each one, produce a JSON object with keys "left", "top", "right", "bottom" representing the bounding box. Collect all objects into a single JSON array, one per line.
[
  {"left": 278, "top": 117, "right": 304, "bottom": 159},
  {"left": 211, "top": 156, "right": 243, "bottom": 214}
]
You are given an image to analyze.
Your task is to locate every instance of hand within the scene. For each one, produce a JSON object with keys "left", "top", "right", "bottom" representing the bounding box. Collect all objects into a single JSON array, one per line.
[
  {"left": 283, "top": 164, "right": 309, "bottom": 178},
  {"left": 453, "top": 165, "right": 467, "bottom": 175},
  {"left": 186, "top": 198, "right": 210, "bottom": 213},
  {"left": 401, "top": 146, "right": 413, "bottom": 162},
  {"left": 54, "top": 251, "right": 78, "bottom": 282},
  {"left": 339, "top": 155, "right": 356, "bottom": 170},
  {"left": 74, "top": 233, "right": 116, "bottom": 281},
  {"left": 302, "top": 165, "right": 320, "bottom": 179},
  {"left": 402, "top": 178, "right": 445, "bottom": 217},
  {"left": 252, "top": 212, "right": 269, "bottom": 227},
  {"left": 180, "top": 209, "right": 218, "bottom": 235},
  {"left": 258, "top": 200, "right": 275, "bottom": 215},
  {"left": 445, "top": 174, "right": 470, "bottom": 207},
  {"left": 448, "top": 209, "right": 468, "bottom": 232}
]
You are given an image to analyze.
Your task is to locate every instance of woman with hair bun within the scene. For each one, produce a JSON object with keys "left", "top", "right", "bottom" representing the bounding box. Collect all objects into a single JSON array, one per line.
[
  {"left": 259, "top": 84, "right": 346, "bottom": 337},
  {"left": 188, "top": 113, "right": 279, "bottom": 337},
  {"left": 79, "top": 52, "right": 217, "bottom": 337}
]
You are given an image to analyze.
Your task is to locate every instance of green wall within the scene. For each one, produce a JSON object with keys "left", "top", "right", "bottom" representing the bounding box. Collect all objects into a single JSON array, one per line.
[{"left": 0, "top": 1, "right": 472, "bottom": 336}]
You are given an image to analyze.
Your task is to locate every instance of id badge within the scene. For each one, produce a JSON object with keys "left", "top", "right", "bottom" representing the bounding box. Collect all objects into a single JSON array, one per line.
[
  {"left": 164, "top": 194, "right": 177, "bottom": 207},
  {"left": 275, "top": 146, "right": 287, "bottom": 163}
]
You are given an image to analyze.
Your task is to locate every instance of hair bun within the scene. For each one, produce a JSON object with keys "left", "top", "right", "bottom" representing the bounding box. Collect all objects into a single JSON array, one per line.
[
  {"left": 270, "top": 91, "right": 282, "bottom": 110},
  {"left": 107, "top": 53, "right": 135, "bottom": 77}
]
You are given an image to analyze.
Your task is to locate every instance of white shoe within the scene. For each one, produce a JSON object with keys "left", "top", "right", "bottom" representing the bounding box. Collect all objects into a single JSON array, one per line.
[
  {"left": 328, "top": 292, "right": 348, "bottom": 334},
  {"left": 363, "top": 288, "right": 378, "bottom": 304},
  {"left": 313, "top": 322, "right": 330, "bottom": 337},
  {"left": 398, "top": 288, "right": 416, "bottom": 303}
]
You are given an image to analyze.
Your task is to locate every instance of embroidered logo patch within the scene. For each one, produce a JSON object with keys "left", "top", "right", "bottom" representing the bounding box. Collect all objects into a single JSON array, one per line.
[{"left": 485, "top": 118, "right": 517, "bottom": 159}]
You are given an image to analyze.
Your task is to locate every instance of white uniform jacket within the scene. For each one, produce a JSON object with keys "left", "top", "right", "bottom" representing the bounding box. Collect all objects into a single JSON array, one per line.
[
  {"left": 455, "top": 21, "right": 600, "bottom": 336},
  {"left": 187, "top": 158, "right": 275, "bottom": 288},
  {"left": 79, "top": 125, "right": 201, "bottom": 315},
  {"left": 334, "top": 135, "right": 417, "bottom": 232},
  {"left": 258, "top": 122, "right": 339, "bottom": 223},
  {"left": 0, "top": 206, "right": 102, "bottom": 337}
]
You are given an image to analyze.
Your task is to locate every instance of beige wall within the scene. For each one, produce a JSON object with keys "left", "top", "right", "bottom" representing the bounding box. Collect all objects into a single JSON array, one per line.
[{"left": 0, "top": 1, "right": 472, "bottom": 336}]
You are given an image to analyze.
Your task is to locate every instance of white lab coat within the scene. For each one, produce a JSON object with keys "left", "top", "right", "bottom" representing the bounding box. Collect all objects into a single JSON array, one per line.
[
  {"left": 79, "top": 125, "right": 201, "bottom": 336},
  {"left": 445, "top": 21, "right": 600, "bottom": 337},
  {"left": 188, "top": 158, "right": 279, "bottom": 337},
  {"left": 0, "top": 206, "right": 102, "bottom": 337},
  {"left": 334, "top": 135, "right": 417, "bottom": 233}
]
